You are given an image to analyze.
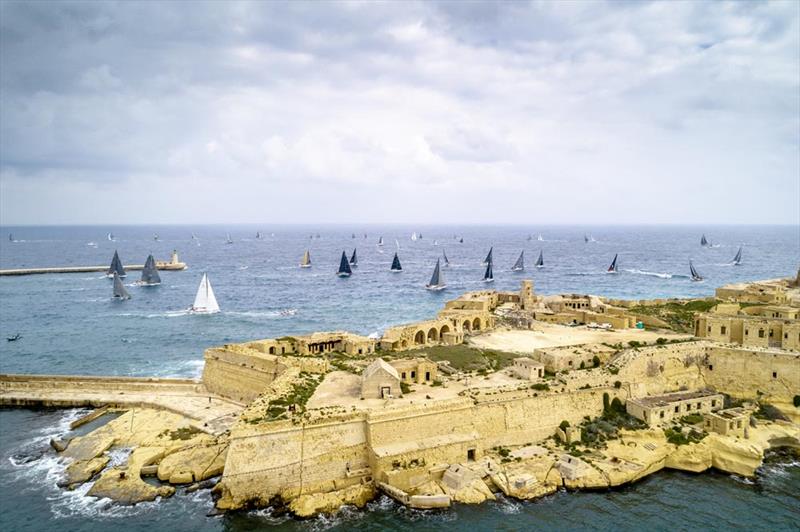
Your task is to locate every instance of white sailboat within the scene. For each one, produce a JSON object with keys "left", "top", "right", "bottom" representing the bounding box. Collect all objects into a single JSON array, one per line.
[
  {"left": 189, "top": 273, "right": 220, "bottom": 314},
  {"left": 300, "top": 250, "right": 312, "bottom": 268},
  {"left": 411, "top": 232, "right": 418, "bottom": 241}
]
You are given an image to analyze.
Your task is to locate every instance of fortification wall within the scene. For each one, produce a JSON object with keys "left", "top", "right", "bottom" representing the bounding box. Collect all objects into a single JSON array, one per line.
[
  {"left": 202, "top": 348, "right": 286, "bottom": 403},
  {"left": 612, "top": 342, "right": 710, "bottom": 398},
  {"left": 704, "top": 346, "right": 799, "bottom": 402}
]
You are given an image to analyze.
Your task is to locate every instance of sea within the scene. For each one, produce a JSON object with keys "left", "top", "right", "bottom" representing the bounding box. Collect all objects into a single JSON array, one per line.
[{"left": 0, "top": 224, "right": 798, "bottom": 531}]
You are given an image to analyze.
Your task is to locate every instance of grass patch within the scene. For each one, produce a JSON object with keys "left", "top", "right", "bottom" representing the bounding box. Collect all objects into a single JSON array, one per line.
[
  {"left": 629, "top": 300, "right": 718, "bottom": 332},
  {"left": 680, "top": 413, "right": 704, "bottom": 425},
  {"left": 664, "top": 427, "right": 706, "bottom": 445},
  {"left": 162, "top": 426, "right": 203, "bottom": 441},
  {"left": 402, "top": 344, "right": 519, "bottom": 372}
]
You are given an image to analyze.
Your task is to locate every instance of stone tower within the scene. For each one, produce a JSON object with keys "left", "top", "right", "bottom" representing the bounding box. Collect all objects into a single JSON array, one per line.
[{"left": 520, "top": 280, "right": 535, "bottom": 310}]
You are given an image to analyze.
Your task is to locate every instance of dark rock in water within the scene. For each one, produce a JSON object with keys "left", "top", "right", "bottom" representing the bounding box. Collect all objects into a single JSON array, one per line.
[
  {"left": 50, "top": 438, "right": 69, "bottom": 452},
  {"left": 186, "top": 477, "right": 219, "bottom": 493},
  {"left": 11, "top": 449, "right": 46, "bottom": 464}
]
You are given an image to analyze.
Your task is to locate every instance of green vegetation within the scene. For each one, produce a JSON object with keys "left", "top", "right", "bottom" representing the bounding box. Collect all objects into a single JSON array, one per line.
[
  {"left": 680, "top": 413, "right": 704, "bottom": 425},
  {"left": 628, "top": 340, "right": 643, "bottom": 348},
  {"left": 629, "top": 300, "right": 718, "bottom": 332},
  {"left": 404, "top": 344, "right": 519, "bottom": 372},
  {"left": 579, "top": 396, "right": 646, "bottom": 449},
  {"left": 431, "top": 379, "right": 443, "bottom": 387},
  {"left": 162, "top": 426, "right": 203, "bottom": 441},
  {"left": 754, "top": 403, "right": 789, "bottom": 421},
  {"left": 664, "top": 426, "right": 706, "bottom": 445},
  {"left": 614, "top": 381, "right": 622, "bottom": 389},
  {"left": 592, "top": 355, "right": 600, "bottom": 368},
  {"left": 400, "top": 381, "right": 412, "bottom": 394},
  {"left": 559, "top": 420, "right": 570, "bottom": 431},
  {"left": 794, "top": 395, "right": 800, "bottom": 408},
  {"left": 531, "top": 383, "right": 550, "bottom": 391},
  {"left": 262, "top": 372, "right": 324, "bottom": 421}
]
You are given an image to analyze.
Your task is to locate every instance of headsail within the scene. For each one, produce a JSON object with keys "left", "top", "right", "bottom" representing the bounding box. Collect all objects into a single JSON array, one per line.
[
  {"left": 442, "top": 249, "right": 450, "bottom": 267},
  {"left": 483, "top": 247, "right": 493, "bottom": 265},
  {"left": 537, "top": 234, "right": 543, "bottom": 241},
  {"left": 8, "top": 233, "right": 13, "bottom": 242},
  {"left": 700, "top": 234, "right": 708, "bottom": 247},
  {"left": 426, "top": 259, "right": 446, "bottom": 290},
  {"left": 337, "top": 251, "right": 352, "bottom": 277},
  {"left": 190, "top": 273, "right": 220, "bottom": 313},
  {"left": 459, "top": 237, "right": 464, "bottom": 243},
  {"left": 607, "top": 253, "right": 618, "bottom": 273},
  {"left": 483, "top": 259, "right": 494, "bottom": 282},
  {"left": 140, "top": 254, "right": 161, "bottom": 285},
  {"left": 732, "top": 246, "right": 742, "bottom": 266},
  {"left": 512, "top": 250, "right": 524, "bottom": 272},
  {"left": 108, "top": 250, "right": 126, "bottom": 278},
  {"left": 300, "top": 250, "right": 311, "bottom": 268},
  {"left": 107, "top": 232, "right": 114, "bottom": 241},
  {"left": 535, "top": 250, "right": 544, "bottom": 268},
  {"left": 391, "top": 252, "right": 402, "bottom": 271},
  {"left": 690, "top": 260, "right": 703, "bottom": 281},
  {"left": 112, "top": 272, "right": 131, "bottom": 300},
  {"left": 349, "top": 248, "right": 358, "bottom": 266}
]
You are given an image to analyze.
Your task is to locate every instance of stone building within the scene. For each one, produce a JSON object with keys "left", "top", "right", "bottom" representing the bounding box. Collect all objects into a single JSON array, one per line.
[
  {"left": 245, "top": 331, "right": 376, "bottom": 357},
  {"left": 390, "top": 358, "right": 438, "bottom": 384},
  {"left": 533, "top": 344, "right": 616, "bottom": 373},
  {"left": 704, "top": 408, "right": 749, "bottom": 438},
  {"left": 694, "top": 303, "right": 800, "bottom": 351},
  {"left": 511, "top": 357, "right": 544, "bottom": 380},
  {"left": 361, "top": 358, "right": 401, "bottom": 399},
  {"left": 626, "top": 390, "right": 724, "bottom": 426}
]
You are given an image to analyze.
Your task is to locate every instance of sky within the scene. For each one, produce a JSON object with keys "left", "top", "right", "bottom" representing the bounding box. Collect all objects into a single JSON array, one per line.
[{"left": 0, "top": 0, "right": 798, "bottom": 226}]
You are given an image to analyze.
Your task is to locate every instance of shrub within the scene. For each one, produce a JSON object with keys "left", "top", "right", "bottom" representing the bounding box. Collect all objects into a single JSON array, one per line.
[
  {"left": 794, "top": 395, "right": 800, "bottom": 408},
  {"left": 614, "top": 381, "right": 622, "bottom": 389},
  {"left": 608, "top": 366, "right": 620, "bottom": 375},
  {"left": 628, "top": 340, "right": 643, "bottom": 348},
  {"left": 400, "top": 381, "right": 412, "bottom": 394},
  {"left": 656, "top": 337, "right": 668, "bottom": 345},
  {"left": 532, "top": 383, "right": 550, "bottom": 391},
  {"left": 680, "top": 413, "right": 704, "bottom": 425},
  {"left": 603, "top": 393, "right": 610, "bottom": 412},
  {"left": 593, "top": 355, "right": 600, "bottom": 368},
  {"left": 559, "top": 420, "right": 570, "bottom": 431},
  {"left": 431, "top": 379, "right": 443, "bottom": 387},
  {"left": 754, "top": 403, "right": 789, "bottom": 421}
]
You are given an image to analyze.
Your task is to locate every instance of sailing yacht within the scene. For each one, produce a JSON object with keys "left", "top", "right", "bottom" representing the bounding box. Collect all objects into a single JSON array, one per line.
[
  {"left": 8, "top": 233, "right": 14, "bottom": 242},
  {"left": 107, "top": 250, "right": 126, "bottom": 278},
  {"left": 352, "top": 233, "right": 356, "bottom": 239},
  {"left": 391, "top": 252, "right": 402, "bottom": 272},
  {"left": 700, "top": 234, "right": 708, "bottom": 247},
  {"left": 107, "top": 232, "right": 115, "bottom": 242},
  {"left": 300, "top": 250, "right": 311, "bottom": 268},
  {"left": 537, "top": 234, "right": 543, "bottom": 241},
  {"left": 607, "top": 254, "right": 619, "bottom": 273},
  {"left": 535, "top": 250, "right": 544, "bottom": 268},
  {"left": 689, "top": 260, "right": 704, "bottom": 281},
  {"left": 225, "top": 233, "right": 234, "bottom": 244},
  {"left": 482, "top": 247, "right": 493, "bottom": 265},
  {"left": 425, "top": 259, "right": 446, "bottom": 291},
  {"left": 256, "top": 232, "right": 263, "bottom": 240},
  {"left": 433, "top": 240, "right": 438, "bottom": 246},
  {"left": 138, "top": 255, "right": 161, "bottom": 286},
  {"left": 483, "top": 259, "right": 494, "bottom": 283},
  {"left": 377, "top": 236, "right": 384, "bottom": 247},
  {"left": 732, "top": 246, "right": 743, "bottom": 266},
  {"left": 337, "top": 251, "right": 352, "bottom": 277},
  {"left": 442, "top": 250, "right": 450, "bottom": 267},
  {"left": 349, "top": 248, "right": 358, "bottom": 267},
  {"left": 189, "top": 273, "right": 220, "bottom": 313},
  {"left": 584, "top": 234, "right": 589, "bottom": 243},
  {"left": 112, "top": 272, "right": 131, "bottom": 300},
  {"left": 411, "top": 232, "right": 418, "bottom": 241},
  {"left": 459, "top": 237, "right": 464, "bottom": 243},
  {"left": 153, "top": 233, "right": 160, "bottom": 242},
  {"left": 511, "top": 251, "right": 524, "bottom": 272}
]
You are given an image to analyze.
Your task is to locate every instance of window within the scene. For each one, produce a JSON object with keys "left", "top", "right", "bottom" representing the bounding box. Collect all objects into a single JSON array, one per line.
[
  {"left": 708, "top": 326, "right": 712, "bottom": 333},
  {"left": 745, "top": 329, "right": 749, "bottom": 336},
  {"left": 568, "top": 361, "right": 573, "bottom": 366},
  {"left": 721, "top": 326, "right": 727, "bottom": 334},
  {"left": 696, "top": 403, "right": 701, "bottom": 410},
  {"left": 773, "top": 372, "right": 777, "bottom": 379},
  {"left": 769, "top": 330, "right": 774, "bottom": 338},
  {"left": 467, "top": 449, "right": 476, "bottom": 461},
  {"left": 711, "top": 400, "right": 716, "bottom": 407},
  {"left": 758, "top": 329, "right": 765, "bottom": 338},
  {"left": 785, "top": 333, "right": 789, "bottom": 339},
  {"left": 660, "top": 411, "right": 665, "bottom": 418},
  {"left": 708, "top": 364, "right": 713, "bottom": 371},
  {"left": 401, "top": 372, "right": 406, "bottom": 379},
  {"left": 674, "top": 406, "right": 679, "bottom": 413},
  {"left": 425, "top": 371, "right": 430, "bottom": 381},
  {"left": 411, "top": 371, "right": 416, "bottom": 379}
]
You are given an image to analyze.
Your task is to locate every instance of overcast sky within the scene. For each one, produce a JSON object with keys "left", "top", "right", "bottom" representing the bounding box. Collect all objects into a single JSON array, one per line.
[{"left": 1, "top": 1, "right": 798, "bottom": 225}]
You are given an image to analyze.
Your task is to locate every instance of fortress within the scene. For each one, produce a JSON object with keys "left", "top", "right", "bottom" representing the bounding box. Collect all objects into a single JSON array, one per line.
[{"left": 3, "top": 273, "right": 799, "bottom": 515}]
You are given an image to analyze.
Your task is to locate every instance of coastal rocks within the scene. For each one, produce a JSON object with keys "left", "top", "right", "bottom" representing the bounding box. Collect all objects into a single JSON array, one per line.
[
  {"left": 707, "top": 435, "right": 765, "bottom": 477},
  {"left": 157, "top": 441, "right": 228, "bottom": 484},
  {"left": 62, "top": 435, "right": 114, "bottom": 462},
  {"left": 88, "top": 447, "right": 175, "bottom": 505},
  {"left": 288, "top": 483, "right": 375, "bottom": 517},
  {"left": 445, "top": 478, "right": 495, "bottom": 504},
  {"left": 665, "top": 441, "right": 712, "bottom": 473},
  {"left": 61, "top": 456, "right": 110, "bottom": 488}
]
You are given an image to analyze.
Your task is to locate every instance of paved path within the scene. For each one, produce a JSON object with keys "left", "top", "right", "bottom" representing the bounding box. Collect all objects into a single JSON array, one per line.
[{"left": 0, "top": 374, "right": 243, "bottom": 435}]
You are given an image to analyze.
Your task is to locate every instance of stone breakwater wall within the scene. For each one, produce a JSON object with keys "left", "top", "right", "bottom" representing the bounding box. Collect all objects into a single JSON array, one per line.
[
  {"left": 217, "top": 387, "right": 621, "bottom": 509},
  {"left": 0, "top": 374, "right": 204, "bottom": 397}
]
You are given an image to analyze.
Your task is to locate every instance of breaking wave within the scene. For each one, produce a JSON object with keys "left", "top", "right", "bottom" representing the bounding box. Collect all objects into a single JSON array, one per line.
[{"left": 624, "top": 269, "right": 674, "bottom": 279}]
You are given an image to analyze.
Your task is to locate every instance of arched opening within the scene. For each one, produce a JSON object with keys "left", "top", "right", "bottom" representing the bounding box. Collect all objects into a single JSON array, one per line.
[
  {"left": 427, "top": 328, "right": 439, "bottom": 342},
  {"left": 472, "top": 318, "right": 481, "bottom": 331},
  {"left": 440, "top": 324, "right": 451, "bottom": 338},
  {"left": 463, "top": 320, "right": 471, "bottom": 332},
  {"left": 400, "top": 339, "right": 408, "bottom": 349},
  {"left": 269, "top": 346, "right": 275, "bottom": 355},
  {"left": 414, "top": 330, "right": 425, "bottom": 345}
]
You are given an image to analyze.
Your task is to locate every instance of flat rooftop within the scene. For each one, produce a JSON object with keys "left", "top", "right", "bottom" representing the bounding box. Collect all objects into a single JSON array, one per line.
[{"left": 630, "top": 390, "right": 720, "bottom": 408}]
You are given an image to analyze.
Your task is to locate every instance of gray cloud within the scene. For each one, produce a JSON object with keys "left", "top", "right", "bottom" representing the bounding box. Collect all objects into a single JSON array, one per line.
[{"left": 0, "top": 0, "right": 797, "bottom": 224}]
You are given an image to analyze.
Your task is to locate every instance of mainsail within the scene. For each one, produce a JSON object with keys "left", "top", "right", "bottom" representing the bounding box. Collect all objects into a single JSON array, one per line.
[
  {"left": 459, "top": 237, "right": 464, "bottom": 243},
  {"left": 483, "top": 259, "right": 494, "bottom": 282},
  {"left": 411, "top": 232, "right": 418, "bottom": 241},
  {"left": 607, "top": 254, "right": 618, "bottom": 273},
  {"left": 512, "top": 250, "right": 524, "bottom": 271},
  {"left": 700, "top": 234, "right": 708, "bottom": 247},
  {"left": 690, "top": 260, "right": 703, "bottom": 281},
  {"left": 300, "top": 250, "right": 311, "bottom": 268},
  {"left": 426, "top": 259, "right": 445, "bottom": 290},
  {"left": 349, "top": 248, "right": 358, "bottom": 266},
  {"left": 108, "top": 250, "right": 126, "bottom": 278},
  {"left": 112, "top": 272, "right": 131, "bottom": 300},
  {"left": 153, "top": 233, "right": 159, "bottom": 241},
  {"left": 442, "top": 250, "right": 450, "bottom": 267},
  {"left": 391, "top": 252, "right": 402, "bottom": 271},
  {"left": 377, "top": 236, "right": 384, "bottom": 247},
  {"left": 225, "top": 233, "right": 233, "bottom": 244},
  {"left": 190, "top": 273, "right": 220, "bottom": 313},
  {"left": 483, "top": 247, "right": 493, "bottom": 265},
  {"left": 8, "top": 233, "right": 12, "bottom": 242},
  {"left": 107, "top": 232, "right": 114, "bottom": 241},
  {"left": 140, "top": 254, "right": 161, "bottom": 285},
  {"left": 337, "top": 251, "right": 352, "bottom": 277},
  {"left": 535, "top": 250, "right": 544, "bottom": 268},
  {"left": 584, "top": 234, "right": 589, "bottom": 243},
  {"left": 732, "top": 246, "right": 743, "bottom": 266}
]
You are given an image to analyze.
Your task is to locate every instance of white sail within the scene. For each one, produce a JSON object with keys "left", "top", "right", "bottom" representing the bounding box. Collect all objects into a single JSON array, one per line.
[{"left": 191, "top": 273, "right": 220, "bottom": 313}]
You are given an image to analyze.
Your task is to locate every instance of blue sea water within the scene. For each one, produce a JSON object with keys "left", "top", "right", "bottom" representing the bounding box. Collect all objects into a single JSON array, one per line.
[{"left": 0, "top": 224, "right": 798, "bottom": 531}]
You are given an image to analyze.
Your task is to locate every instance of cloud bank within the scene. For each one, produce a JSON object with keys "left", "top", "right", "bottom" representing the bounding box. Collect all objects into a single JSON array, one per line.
[{"left": 1, "top": 0, "right": 798, "bottom": 224}]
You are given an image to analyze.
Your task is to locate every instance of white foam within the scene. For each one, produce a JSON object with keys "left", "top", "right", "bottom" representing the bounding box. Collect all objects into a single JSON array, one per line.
[{"left": 624, "top": 269, "right": 674, "bottom": 279}]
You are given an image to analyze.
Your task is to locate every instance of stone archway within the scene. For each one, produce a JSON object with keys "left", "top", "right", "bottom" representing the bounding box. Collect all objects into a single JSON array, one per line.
[
  {"left": 463, "top": 320, "right": 471, "bottom": 332},
  {"left": 472, "top": 317, "right": 481, "bottom": 331},
  {"left": 427, "top": 328, "right": 439, "bottom": 343},
  {"left": 401, "top": 339, "right": 408, "bottom": 349},
  {"left": 440, "top": 324, "right": 451, "bottom": 338},
  {"left": 415, "top": 330, "right": 426, "bottom": 345}
]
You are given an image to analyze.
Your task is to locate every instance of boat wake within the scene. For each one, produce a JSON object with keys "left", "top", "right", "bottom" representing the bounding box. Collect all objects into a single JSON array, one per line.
[
  {"left": 227, "top": 309, "right": 298, "bottom": 318},
  {"left": 624, "top": 269, "right": 674, "bottom": 279}
]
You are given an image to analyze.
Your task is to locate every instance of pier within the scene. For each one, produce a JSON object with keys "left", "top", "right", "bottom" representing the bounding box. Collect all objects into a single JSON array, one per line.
[
  {"left": 0, "top": 252, "right": 187, "bottom": 276},
  {"left": 0, "top": 374, "right": 242, "bottom": 435}
]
